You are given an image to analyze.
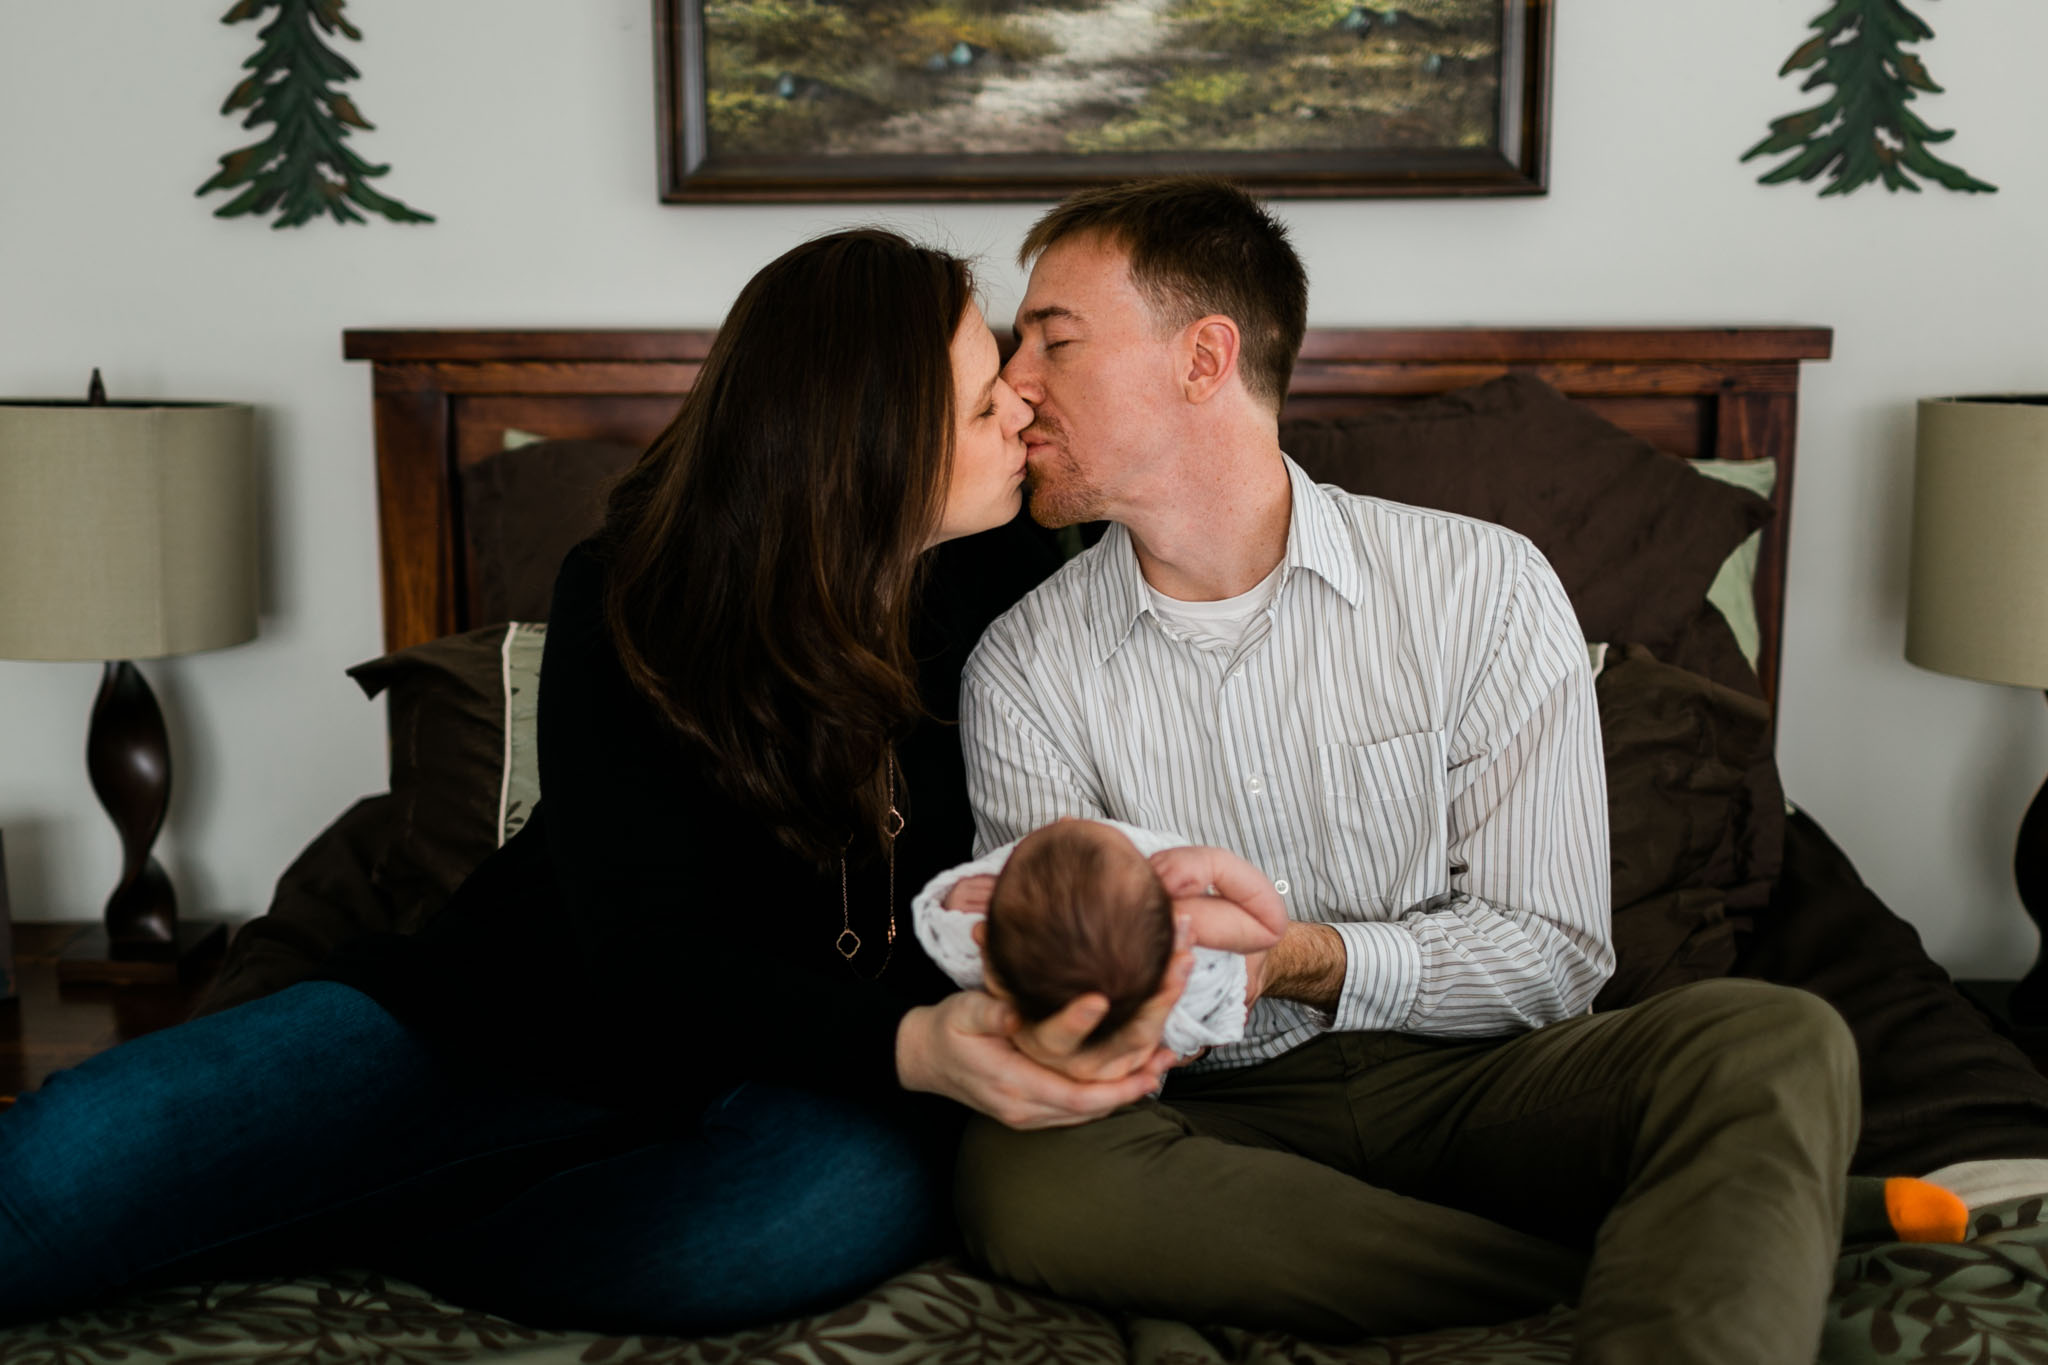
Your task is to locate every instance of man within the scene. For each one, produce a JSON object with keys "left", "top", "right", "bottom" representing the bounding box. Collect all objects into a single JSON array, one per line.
[{"left": 950, "top": 177, "right": 1859, "bottom": 1364}]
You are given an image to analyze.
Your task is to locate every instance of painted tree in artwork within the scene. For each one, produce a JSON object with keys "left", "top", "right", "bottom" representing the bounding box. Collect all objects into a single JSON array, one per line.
[
  {"left": 1743, "top": 0, "right": 1995, "bottom": 196},
  {"left": 196, "top": 0, "right": 433, "bottom": 228}
]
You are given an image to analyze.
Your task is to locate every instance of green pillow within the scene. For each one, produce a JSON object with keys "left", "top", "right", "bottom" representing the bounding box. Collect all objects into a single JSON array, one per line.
[
  {"left": 498, "top": 622, "right": 545, "bottom": 842},
  {"left": 1688, "top": 458, "right": 1777, "bottom": 668}
]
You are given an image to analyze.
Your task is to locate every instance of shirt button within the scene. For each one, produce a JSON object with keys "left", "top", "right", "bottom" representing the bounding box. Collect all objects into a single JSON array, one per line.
[
  {"left": 1246, "top": 775, "right": 1265, "bottom": 795},
  {"left": 1274, "top": 878, "right": 1290, "bottom": 895}
]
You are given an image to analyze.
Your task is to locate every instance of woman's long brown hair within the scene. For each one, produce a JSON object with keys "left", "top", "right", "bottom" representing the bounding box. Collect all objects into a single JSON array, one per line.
[{"left": 600, "top": 229, "right": 972, "bottom": 864}]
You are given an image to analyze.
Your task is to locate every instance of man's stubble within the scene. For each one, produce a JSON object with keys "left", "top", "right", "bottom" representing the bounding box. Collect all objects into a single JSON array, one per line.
[{"left": 1021, "top": 413, "right": 1106, "bottom": 530}]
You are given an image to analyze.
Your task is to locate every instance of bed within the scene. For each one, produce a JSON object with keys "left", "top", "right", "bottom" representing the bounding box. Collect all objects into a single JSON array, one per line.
[{"left": 6, "top": 325, "right": 2048, "bottom": 1365}]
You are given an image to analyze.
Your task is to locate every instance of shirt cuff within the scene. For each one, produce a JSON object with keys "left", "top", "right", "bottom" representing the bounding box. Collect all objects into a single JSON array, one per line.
[{"left": 1327, "top": 920, "right": 1423, "bottom": 1033}]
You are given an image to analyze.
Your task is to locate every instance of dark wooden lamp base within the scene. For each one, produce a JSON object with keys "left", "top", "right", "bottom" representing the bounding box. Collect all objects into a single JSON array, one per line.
[
  {"left": 65, "top": 660, "right": 229, "bottom": 988},
  {"left": 2007, "top": 693, "right": 2048, "bottom": 1026}
]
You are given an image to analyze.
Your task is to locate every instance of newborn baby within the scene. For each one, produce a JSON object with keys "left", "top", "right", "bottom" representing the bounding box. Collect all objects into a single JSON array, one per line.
[{"left": 911, "top": 818, "right": 1249, "bottom": 1056}]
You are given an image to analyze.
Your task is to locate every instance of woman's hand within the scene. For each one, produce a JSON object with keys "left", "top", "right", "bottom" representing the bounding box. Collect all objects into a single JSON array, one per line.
[{"left": 896, "top": 992, "right": 1171, "bottom": 1129}]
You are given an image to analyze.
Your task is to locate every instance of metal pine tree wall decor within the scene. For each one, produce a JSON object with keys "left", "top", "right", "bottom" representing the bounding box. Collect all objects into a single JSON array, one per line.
[
  {"left": 196, "top": 0, "right": 434, "bottom": 228},
  {"left": 1744, "top": 0, "right": 1995, "bottom": 196}
]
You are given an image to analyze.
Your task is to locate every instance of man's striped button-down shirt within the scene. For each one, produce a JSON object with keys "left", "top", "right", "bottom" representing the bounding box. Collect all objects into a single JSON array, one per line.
[{"left": 959, "top": 456, "right": 1614, "bottom": 1073}]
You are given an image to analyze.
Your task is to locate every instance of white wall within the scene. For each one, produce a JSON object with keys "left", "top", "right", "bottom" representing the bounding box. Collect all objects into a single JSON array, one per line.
[{"left": 1, "top": 1, "right": 2043, "bottom": 976}]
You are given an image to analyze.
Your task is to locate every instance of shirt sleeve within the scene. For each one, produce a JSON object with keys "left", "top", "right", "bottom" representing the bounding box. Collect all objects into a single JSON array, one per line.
[{"left": 1328, "top": 543, "right": 1614, "bottom": 1036}]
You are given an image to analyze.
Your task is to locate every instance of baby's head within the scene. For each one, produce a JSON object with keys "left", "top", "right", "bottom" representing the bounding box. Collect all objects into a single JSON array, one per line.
[{"left": 983, "top": 819, "right": 1174, "bottom": 1047}]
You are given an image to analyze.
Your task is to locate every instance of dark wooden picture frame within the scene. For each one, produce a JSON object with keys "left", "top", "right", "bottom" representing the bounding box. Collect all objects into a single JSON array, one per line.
[{"left": 654, "top": 0, "right": 1550, "bottom": 202}]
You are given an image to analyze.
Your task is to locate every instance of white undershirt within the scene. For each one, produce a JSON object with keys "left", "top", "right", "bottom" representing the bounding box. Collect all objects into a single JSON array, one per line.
[{"left": 1144, "top": 559, "right": 1286, "bottom": 654}]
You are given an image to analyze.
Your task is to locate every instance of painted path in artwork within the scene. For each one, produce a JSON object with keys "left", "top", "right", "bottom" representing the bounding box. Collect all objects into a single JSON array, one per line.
[{"left": 837, "top": 0, "right": 1184, "bottom": 155}]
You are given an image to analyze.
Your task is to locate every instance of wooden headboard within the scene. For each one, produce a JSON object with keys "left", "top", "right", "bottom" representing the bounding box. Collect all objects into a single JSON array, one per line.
[{"left": 342, "top": 327, "right": 1832, "bottom": 702}]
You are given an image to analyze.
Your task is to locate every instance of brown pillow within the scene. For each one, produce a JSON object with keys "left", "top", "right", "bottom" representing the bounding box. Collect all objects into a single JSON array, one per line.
[
  {"left": 1593, "top": 644, "right": 1775, "bottom": 1011},
  {"left": 194, "top": 795, "right": 406, "bottom": 1017},
  {"left": 1600, "top": 643, "right": 1773, "bottom": 907},
  {"left": 1280, "top": 374, "right": 1774, "bottom": 649},
  {"left": 1595, "top": 887, "right": 1736, "bottom": 1014},
  {"left": 346, "top": 625, "right": 518, "bottom": 932},
  {"left": 1657, "top": 602, "right": 1788, "bottom": 910},
  {"left": 464, "top": 439, "right": 637, "bottom": 624}
]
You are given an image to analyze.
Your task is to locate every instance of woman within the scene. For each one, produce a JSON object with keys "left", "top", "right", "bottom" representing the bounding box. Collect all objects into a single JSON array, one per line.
[{"left": 0, "top": 230, "right": 1183, "bottom": 1333}]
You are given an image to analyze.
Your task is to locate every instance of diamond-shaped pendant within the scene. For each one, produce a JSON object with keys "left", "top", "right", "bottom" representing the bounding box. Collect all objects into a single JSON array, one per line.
[{"left": 836, "top": 929, "right": 861, "bottom": 959}]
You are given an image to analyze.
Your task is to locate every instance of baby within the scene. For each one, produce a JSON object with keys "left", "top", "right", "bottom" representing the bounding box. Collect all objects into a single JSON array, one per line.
[{"left": 911, "top": 818, "right": 1251, "bottom": 1056}]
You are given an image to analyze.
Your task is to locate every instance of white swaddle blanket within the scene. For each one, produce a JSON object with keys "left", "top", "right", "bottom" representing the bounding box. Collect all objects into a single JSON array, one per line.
[{"left": 910, "top": 820, "right": 1249, "bottom": 1057}]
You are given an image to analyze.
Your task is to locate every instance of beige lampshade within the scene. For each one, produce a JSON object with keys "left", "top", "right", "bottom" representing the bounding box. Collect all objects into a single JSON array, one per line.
[
  {"left": 0, "top": 400, "right": 258, "bottom": 661},
  {"left": 1906, "top": 395, "right": 2048, "bottom": 689}
]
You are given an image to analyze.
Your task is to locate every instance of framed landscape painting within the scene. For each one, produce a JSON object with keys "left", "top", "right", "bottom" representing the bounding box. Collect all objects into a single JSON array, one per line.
[{"left": 656, "top": 0, "right": 1550, "bottom": 200}]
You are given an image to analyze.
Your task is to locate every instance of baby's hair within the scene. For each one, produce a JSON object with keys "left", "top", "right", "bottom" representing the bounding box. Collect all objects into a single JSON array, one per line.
[{"left": 984, "top": 823, "right": 1174, "bottom": 1047}]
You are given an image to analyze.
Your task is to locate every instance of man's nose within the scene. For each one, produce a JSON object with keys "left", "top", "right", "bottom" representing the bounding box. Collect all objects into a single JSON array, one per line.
[{"left": 1001, "top": 353, "right": 1042, "bottom": 404}]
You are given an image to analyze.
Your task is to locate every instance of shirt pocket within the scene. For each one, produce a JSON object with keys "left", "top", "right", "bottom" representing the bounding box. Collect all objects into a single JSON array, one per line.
[{"left": 1315, "top": 731, "right": 1450, "bottom": 917}]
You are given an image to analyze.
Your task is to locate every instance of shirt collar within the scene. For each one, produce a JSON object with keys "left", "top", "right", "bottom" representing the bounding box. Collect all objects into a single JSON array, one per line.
[
  {"left": 1083, "top": 455, "right": 1362, "bottom": 667},
  {"left": 1279, "top": 453, "right": 1365, "bottom": 610},
  {"left": 1083, "top": 522, "right": 1150, "bottom": 666}
]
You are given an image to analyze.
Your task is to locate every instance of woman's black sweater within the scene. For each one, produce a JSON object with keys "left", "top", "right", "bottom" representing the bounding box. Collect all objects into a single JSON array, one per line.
[{"left": 327, "top": 517, "right": 1059, "bottom": 1119}]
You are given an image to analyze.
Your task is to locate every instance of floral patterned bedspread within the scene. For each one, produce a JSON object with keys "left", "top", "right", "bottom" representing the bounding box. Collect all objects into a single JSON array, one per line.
[{"left": 5, "top": 1198, "right": 2046, "bottom": 1365}]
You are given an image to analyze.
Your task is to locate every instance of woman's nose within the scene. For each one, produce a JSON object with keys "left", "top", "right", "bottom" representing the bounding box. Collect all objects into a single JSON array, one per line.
[{"left": 1004, "top": 389, "right": 1034, "bottom": 436}]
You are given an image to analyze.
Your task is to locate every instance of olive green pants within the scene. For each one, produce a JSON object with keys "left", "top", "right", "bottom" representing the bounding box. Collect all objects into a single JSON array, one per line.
[{"left": 957, "top": 978, "right": 1859, "bottom": 1365}]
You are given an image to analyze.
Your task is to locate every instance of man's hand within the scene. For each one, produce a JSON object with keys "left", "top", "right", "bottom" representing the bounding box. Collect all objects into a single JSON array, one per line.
[
  {"left": 1149, "top": 845, "right": 1346, "bottom": 1014},
  {"left": 1149, "top": 846, "right": 1288, "bottom": 951},
  {"left": 896, "top": 991, "right": 1170, "bottom": 1129},
  {"left": 942, "top": 874, "right": 998, "bottom": 913}
]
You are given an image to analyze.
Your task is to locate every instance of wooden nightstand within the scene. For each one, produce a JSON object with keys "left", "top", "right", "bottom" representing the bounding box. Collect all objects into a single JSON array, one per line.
[{"left": 0, "top": 923, "right": 225, "bottom": 1106}]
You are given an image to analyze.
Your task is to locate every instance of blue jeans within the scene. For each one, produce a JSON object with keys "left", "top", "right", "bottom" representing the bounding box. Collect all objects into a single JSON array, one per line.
[{"left": 0, "top": 982, "right": 954, "bottom": 1332}]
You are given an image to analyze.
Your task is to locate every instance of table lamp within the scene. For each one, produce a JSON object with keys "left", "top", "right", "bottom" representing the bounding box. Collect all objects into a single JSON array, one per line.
[
  {"left": 1905, "top": 393, "right": 2048, "bottom": 1022},
  {"left": 0, "top": 372, "right": 257, "bottom": 983}
]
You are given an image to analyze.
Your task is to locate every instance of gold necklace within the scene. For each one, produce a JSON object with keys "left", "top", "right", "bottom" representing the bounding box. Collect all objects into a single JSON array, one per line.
[{"left": 836, "top": 756, "right": 902, "bottom": 979}]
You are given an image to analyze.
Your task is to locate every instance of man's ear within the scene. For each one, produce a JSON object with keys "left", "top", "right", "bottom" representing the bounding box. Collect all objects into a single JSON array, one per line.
[{"left": 1181, "top": 316, "right": 1241, "bottom": 405}]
